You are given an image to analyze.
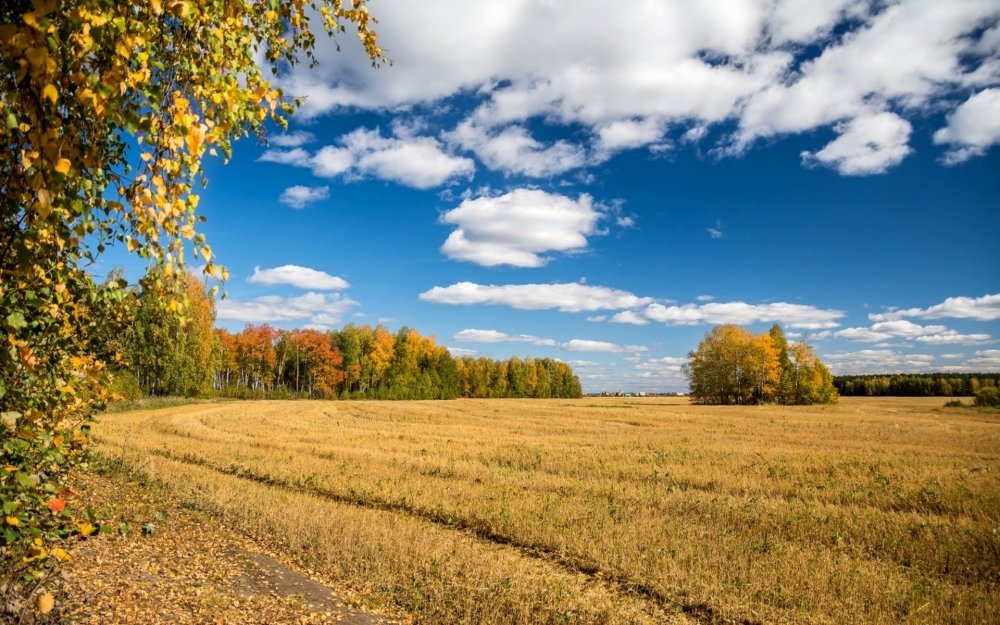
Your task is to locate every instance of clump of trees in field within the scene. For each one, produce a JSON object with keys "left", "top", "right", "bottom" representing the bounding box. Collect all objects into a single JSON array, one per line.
[
  {"left": 685, "top": 324, "right": 837, "bottom": 405},
  {"left": 119, "top": 274, "right": 583, "bottom": 401},
  {"left": 834, "top": 373, "right": 1000, "bottom": 397}
]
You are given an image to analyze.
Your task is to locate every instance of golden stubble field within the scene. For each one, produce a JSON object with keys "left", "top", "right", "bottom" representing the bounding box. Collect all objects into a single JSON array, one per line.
[{"left": 92, "top": 397, "right": 1000, "bottom": 625}]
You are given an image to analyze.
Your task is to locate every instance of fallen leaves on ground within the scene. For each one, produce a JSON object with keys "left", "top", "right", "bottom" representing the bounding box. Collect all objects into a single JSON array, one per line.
[{"left": 54, "top": 466, "right": 406, "bottom": 625}]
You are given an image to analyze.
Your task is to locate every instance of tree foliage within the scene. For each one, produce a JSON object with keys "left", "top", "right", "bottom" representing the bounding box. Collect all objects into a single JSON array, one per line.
[
  {"left": 126, "top": 272, "right": 217, "bottom": 397},
  {"left": 209, "top": 323, "right": 583, "bottom": 400},
  {"left": 685, "top": 324, "right": 837, "bottom": 406},
  {"left": 1, "top": 0, "right": 383, "bottom": 615},
  {"left": 834, "top": 373, "right": 1000, "bottom": 397}
]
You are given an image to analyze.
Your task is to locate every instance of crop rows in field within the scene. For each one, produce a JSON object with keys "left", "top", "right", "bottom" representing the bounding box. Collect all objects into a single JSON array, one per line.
[{"left": 95, "top": 397, "right": 1000, "bottom": 625}]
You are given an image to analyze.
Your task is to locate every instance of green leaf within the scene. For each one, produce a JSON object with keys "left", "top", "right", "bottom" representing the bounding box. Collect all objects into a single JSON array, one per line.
[{"left": 5, "top": 312, "right": 27, "bottom": 331}]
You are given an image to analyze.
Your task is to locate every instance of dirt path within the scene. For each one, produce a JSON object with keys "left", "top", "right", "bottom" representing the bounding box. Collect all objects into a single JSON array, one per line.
[{"left": 54, "top": 467, "right": 406, "bottom": 625}]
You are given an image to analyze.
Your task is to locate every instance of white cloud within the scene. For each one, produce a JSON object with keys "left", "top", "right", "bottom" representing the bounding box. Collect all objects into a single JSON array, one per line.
[
  {"left": 835, "top": 319, "right": 992, "bottom": 345},
  {"left": 870, "top": 293, "right": 1000, "bottom": 322},
  {"left": 271, "top": 131, "right": 315, "bottom": 148},
  {"left": 279, "top": 185, "right": 330, "bottom": 209},
  {"left": 275, "top": 0, "right": 999, "bottom": 174},
  {"left": 824, "top": 349, "right": 936, "bottom": 375},
  {"left": 914, "top": 332, "right": 993, "bottom": 345},
  {"left": 260, "top": 127, "right": 474, "bottom": 189},
  {"left": 707, "top": 227, "right": 724, "bottom": 239},
  {"left": 446, "top": 121, "right": 587, "bottom": 177},
  {"left": 561, "top": 339, "right": 647, "bottom": 354},
  {"left": 595, "top": 117, "right": 667, "bottom": 152},
  {"left": 248, "top": 265, "right": 349, "bottom": 290},
  {"left": 801, "top": 112, "right": 912, "bottom": 175},
  {"left": 966, "top": 349, "right": 1000, "bottom": 369},
  {"left": 634, "top": 356, "right": 689, "bottom": 383},
  {"left": 259, "top": 147, "right": 312, "bottom": 167},
  {"left": 934, "top": 88, "right": 1000, "bottom": 163},
  {"left": 609, "top": 310, "right": 650, "bottom": 326},
  {"left": 696, "top": 295, "right": 715, "bottom": 302},
  {"left": 418, "top": 282, "right": 654, "bottom": 312},
  {"left": 440, "top": 189, "right": 601, "bottom": 267},
  {"left": 638, "top": 301, "right": 844, "bottom": 329},
  {"left": 446, "top": 346, "right": 479, "bottom": 357},
  {"left": 217, "top": 292, "right": 358, "bottom": 327},
  {"left": 453, "top": 329, "right": 555, "bottom": 346}
]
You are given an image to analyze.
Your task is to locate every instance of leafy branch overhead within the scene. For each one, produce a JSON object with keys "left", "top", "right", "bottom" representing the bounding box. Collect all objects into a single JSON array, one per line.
[{"left": 0, "top": 0, "right": 384, "bottom": 618}]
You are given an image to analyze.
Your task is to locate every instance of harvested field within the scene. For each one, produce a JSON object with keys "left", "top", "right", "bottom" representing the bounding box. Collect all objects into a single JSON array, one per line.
[{"left": 92, "top": 397, "right": 1000, "bottom": 625}]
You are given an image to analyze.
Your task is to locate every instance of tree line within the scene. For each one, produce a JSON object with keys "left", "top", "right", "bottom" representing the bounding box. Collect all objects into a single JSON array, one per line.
[
  {"left": 685, "top": 324, "right": 838, "bottom": 405},
  {"left": 834, "top": 374, "right": 1000, "bottom": 397},
  {"left": 118, "top": 273, "right": 582, "bottom": 401}
]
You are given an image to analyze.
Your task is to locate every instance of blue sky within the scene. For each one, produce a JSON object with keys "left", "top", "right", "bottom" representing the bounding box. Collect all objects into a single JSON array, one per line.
[{"left": 108, "top": 0, "right": 1000, "bottom": 392}]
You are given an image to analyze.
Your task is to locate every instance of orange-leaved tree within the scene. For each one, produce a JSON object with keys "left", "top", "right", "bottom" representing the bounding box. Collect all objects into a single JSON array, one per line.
[{"left": 0, "top": 0, "right": 383, "bottom": 617}]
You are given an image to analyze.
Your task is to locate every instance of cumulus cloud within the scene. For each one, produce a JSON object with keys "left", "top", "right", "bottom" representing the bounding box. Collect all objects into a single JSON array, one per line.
[
  {"left": 446, "top": 121, "right": 588, "bottom": 177},
  {"left": 561, "top": 339, "right": 647, "bottom": 354},
  {"left": 274, "top": 0, "right": 1000, "bottom": 173},
  {"left": 870, "top": 293, "right": 1000, "bottom": 322},
  {"left": 248, "top": 265, "right": 349, "bottom": 290},
  {"left": 260, "top": 127, "right": 474, "bottom": 189},
  {"left": 633, "top": 300, "right": 844, "bottom": 329},
  {"left": 271, "top": 131, "right": 315, "bottom": 148},
  {"left": 801, "top": 112, "right": 912, "bottom": 175},
  {"left": 418, "top": 282, "right": 654, "bottom": 312},
  {"left": 217, "top": 292, "right": 358, "bottom": 328},
  {"left": 279, "top": 185, "right": 329, "bottom": 209},
  {"left": 835, "top": 319, "right": 992, "bottom": 345},
  {"left": 446, "top": 346, "right": 479, "bottom": 357},
  {"left": 823, "top": 349, "right": 936, "bottom": 375},
  {"left": 966, "top": 349, "right": 1000, "bottom": 369},
  {"left": 440, "top": 189, "right": 601, "bottom": 267},
  {"left": 934, "top": 88, "right": 1000, "bottom": 164},
  {"left": 453, "top": 329, "right": 555, "bottom": 346},
  {"left": 609, "top": 310, "right": 650, "bottom": 326},
  {"left": 634, "top": 356, "right": 688, "bottom": 384}
]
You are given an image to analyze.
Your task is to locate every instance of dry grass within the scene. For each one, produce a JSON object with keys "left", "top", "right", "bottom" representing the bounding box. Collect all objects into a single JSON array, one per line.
[{"left": 92, "top": 397, "right": 1000, "bottom": 625}]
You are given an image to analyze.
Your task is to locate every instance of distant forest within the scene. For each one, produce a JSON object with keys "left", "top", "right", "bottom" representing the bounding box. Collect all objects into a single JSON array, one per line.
[
  {"left": 833, "top": 374, "right": 1000, "bottom": 397},
  {"left": 118, "top": 274, "right": 583, "bottom": 401}
]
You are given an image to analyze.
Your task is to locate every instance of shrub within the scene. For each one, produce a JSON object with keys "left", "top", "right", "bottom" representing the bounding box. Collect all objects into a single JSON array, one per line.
[{"left": 974, "top": 386, "right": 1000, "bottom": 408}]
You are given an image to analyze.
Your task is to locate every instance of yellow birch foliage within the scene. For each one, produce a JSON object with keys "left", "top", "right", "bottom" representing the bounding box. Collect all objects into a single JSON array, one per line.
[{"left": 1, "top": 0, "right": 383, "bottom": 617}]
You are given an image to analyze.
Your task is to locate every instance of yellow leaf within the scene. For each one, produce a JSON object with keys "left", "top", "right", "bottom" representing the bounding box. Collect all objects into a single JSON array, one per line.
[
  {"left": 54, "top": 157, "right": 71, "bottom": 174},
  {"left": 41, "top": 83, "right": 58, "bottom": 105},
  {"left": 38, "top": 593, "right": 54, "bottom": 614},
  {"left": 50, "top": 547, "right": 72, "bottom": 562},
  {"left": 77, "top": 522, "right": 95, "bottom": 536},
  {"left": 35, "top": 188, "right": 52, "bottom": 217},
  {"left": 126, "top": 237, "right": 138, "bottom": 253},
  {"left": 200, "top": 246, "right": 212, "bottom": 262}
]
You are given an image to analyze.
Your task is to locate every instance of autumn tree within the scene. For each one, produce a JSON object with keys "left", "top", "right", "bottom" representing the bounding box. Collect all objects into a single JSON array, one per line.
[
  {"left": 1, "top": 0, "right": 383, "bottom": 614},
  {"left": 126, "top": 272, "right": 217, "bottom": 396},
  {"left": 685, "top": 325, "right": 780, "bottom": 405},
  {"left": 686, "top": 324, "right": 836, "bottom": 406}
]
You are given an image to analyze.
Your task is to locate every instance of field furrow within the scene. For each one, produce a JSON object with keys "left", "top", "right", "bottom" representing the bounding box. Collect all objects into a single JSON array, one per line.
[{"left": 93, "top": 397, "right": 1000, "bottom": 625}]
